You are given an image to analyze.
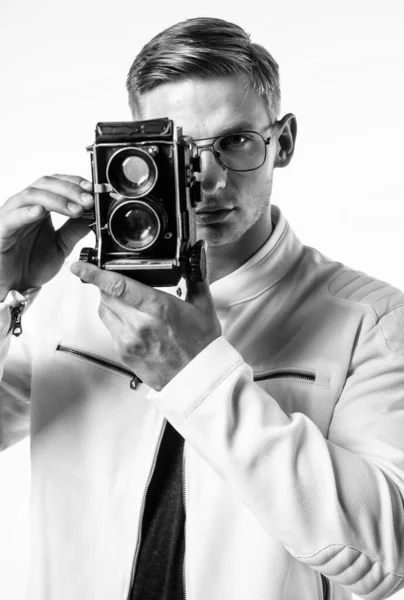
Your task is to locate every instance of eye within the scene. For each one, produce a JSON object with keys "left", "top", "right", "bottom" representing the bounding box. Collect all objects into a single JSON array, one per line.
[{"left": 220, "top": 132, "right": 250, "bottom": 149}]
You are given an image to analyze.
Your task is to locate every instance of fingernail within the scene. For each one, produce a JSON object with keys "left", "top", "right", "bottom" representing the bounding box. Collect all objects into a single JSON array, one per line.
[
  {"left": 80, "top": 180, "right": 93, "bottom": 191},
  {"left": 80, "top": 192, "right": 93, "bottom": 203},
  {"left": 29, "top": 205, "right": 44, "bottom": 216},
  {"left": 67, "top": 202, "right": 82, "bottom": 213},
  {"left": 71, "top": 265, "right": 84, "bottom": 278}
]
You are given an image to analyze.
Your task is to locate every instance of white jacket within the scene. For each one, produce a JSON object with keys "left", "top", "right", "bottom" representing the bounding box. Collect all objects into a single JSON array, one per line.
[{"left": 1, "top": 206, "right": 404, "bottom": 600}]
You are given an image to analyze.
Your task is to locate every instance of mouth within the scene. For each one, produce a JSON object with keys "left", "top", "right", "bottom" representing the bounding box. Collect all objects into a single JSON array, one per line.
[{"left": 195, "top": 207, "right": 234, "bottom": 224}]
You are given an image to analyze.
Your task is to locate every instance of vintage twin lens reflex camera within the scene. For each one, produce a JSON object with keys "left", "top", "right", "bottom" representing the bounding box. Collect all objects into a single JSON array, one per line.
[{"left": 79, "top": 118, "right": 206, "bottom": 287}]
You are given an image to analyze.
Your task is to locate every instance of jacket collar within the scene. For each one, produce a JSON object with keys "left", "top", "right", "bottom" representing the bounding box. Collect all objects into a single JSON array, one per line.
[{"left": 210, "top": 205, "right": 304, "bottom": 307}]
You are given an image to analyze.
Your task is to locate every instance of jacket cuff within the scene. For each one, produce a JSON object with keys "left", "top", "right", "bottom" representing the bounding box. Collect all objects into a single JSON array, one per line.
[{"left": 148, "top": 336, "right": 246, "bottom": 418}]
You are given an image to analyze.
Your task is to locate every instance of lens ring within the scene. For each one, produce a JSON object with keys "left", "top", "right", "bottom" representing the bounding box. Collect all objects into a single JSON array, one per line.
[
  {"left": 106, "top": 147, "right": 158, "bottom": 198},
  {"left": 108, "top": 199, "right": 163, "bottom": 252}
]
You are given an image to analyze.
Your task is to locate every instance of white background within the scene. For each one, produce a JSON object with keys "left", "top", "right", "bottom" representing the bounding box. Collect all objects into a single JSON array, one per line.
[{"left": 0, "top": 0, "right": 404, "bottom": 598}]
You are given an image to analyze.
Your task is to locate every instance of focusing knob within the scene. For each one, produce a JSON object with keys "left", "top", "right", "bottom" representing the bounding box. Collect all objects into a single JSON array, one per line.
[
  {"left": 191, "top": 156, "right": 201, "bottom": 172},
  {"left": 79, "top": 247, "right": 96, "bottom": 264},
  {"left": 192, "top": 180, "right": 202, "bottom": 204},
  {"left": 188, "top": 240, "right": 207, "bottom": 282}
]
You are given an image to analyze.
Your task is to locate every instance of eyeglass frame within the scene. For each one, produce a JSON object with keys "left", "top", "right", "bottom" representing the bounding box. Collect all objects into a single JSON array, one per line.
[{"left": 191, "top": 126, "right": 274, "bottom": 173}]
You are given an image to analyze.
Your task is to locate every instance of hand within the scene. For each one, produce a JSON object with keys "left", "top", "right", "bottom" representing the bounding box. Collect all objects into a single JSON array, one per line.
[
  {"left": 70, "top": 263, "right": 222, "bottom": 391},
  {"left": 0, "top": 174, "right": 94, "bottom": 299}
]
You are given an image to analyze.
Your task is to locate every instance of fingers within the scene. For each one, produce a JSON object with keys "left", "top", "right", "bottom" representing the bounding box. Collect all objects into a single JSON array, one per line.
[
  {"left": 54, "top": 216, "right": 94, "bottom": 259},
  {"left": 0, "top": 205, "right": 48, "bottom": 239},
  {"left": 4, "top": 187, "right": 87, "bottom": 219},
  {"left": 98, "top": 297, "right": 125, "bottom": 327},
  {"left": 52, "top": 174, "right": 93, "bottom": 190},
  {"left": 71, "top": 258, "right": 215, "bottom": 316},
  {"left": 3, "top": 174, "right": 94, "bottom": 218},
  {"left": 185, "top": 273, "right": 215, "bottom": 312},
  {"left": 185, "top": 275, "right": 210, "bottom": 299},
  {"left": 70, "top": 263, "right": 158, "bottom": 312}
]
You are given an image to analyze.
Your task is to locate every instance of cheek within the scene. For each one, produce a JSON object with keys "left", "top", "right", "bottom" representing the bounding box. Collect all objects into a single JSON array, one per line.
[{"left": 230, "top": 170, "right": 272, "bottom": 204}]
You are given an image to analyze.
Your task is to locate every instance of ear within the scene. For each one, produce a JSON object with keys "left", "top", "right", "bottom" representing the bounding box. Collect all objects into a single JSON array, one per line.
[{"left": 274, "top": 113, "right": 297, "bottom": 168}]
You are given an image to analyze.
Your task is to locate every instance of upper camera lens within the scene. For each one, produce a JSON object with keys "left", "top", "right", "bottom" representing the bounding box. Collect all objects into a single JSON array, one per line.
[
  {"left": 121, "top": 156, "right": 150, "bottom": 186},
  {"left": 107, "top": 147, "right": 158, "bottom": 198}
]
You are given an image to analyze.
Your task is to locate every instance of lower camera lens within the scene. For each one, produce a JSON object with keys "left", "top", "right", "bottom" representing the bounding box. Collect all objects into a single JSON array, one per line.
[{"left": 109, "top": 199, "right": 165, "bottom": 251}]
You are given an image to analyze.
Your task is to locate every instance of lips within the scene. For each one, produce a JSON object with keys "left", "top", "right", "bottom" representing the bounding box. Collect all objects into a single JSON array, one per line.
[
  {"left": 195, "top": 208, "right": 234, "bottom": 224},
  {"left": 196, "top": 206, "right": 233, "bottom": 213}
]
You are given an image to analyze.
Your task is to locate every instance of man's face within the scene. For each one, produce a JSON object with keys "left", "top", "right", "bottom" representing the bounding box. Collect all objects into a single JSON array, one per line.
[{"left": 139, "top": 75, "right": 278, "bottom": 249}]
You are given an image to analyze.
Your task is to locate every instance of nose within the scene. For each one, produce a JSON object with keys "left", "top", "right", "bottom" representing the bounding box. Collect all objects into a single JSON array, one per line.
[{"left": 195, "top": 147, "right": 227, "bottom": 196}]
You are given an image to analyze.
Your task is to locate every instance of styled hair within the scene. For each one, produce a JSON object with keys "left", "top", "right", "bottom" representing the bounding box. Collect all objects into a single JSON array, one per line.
[{"left": 126, "top": 17, "right": 281, "bottom": 122}]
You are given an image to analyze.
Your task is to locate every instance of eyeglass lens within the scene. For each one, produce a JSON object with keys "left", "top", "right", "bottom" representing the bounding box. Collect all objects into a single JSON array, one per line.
[{"left": 213, "top": 131, "right": 266, "bottom": 171}]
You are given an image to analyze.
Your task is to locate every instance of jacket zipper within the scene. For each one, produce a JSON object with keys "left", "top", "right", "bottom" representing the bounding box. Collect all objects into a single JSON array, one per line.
[
  {"left": 254, "top": 369, "right": 316, "bottom": 383},
  {"left": 57, "top": 344, "right": 315, "bottom": 598},
  {"left": 126, "top": 420, "right": 167, "bottom": 599},
  {"left": 57, "top": 345, "right": 315, "bottom": 388},
  {"left": 56, "top": 344, "right": 142, "bottom": 389},
  {"left": 182, "top": 443, "right": 188, "bottom": 600},
  {"left": 320, "top": 574, "right": 329, "bottom": 600}
]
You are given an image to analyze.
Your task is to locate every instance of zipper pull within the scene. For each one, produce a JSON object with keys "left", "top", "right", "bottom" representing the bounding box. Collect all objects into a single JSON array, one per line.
[
  {"left": 130, "top": 375, "right": 142, "bottom": 390},
  {"left": 11, "top": 305, "right": 24, "bottom": 337},
  {"left": 4, "top": 291, "right": 27, "bottom": 337}
]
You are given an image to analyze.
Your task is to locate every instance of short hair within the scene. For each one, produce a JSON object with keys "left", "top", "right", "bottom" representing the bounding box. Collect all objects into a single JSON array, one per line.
[{"left": 126, "top": 17, "right": 281, "bottom": 122}]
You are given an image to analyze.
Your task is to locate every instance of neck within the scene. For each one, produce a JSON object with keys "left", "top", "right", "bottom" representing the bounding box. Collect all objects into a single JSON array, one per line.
[{"left": 205, "top": 210, "right": 273, "bottom": 284}]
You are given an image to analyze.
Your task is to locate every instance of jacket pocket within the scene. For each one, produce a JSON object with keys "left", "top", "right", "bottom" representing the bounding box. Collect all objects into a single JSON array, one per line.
[
  {"left": 254, "top": 369, "right": 316, "bottom": 384},
  {"left": 254, "top": 366, "right": 335, "bottom": 437},
  {"left": 56, "top": 343, "right": 142, "bottom": 389}
]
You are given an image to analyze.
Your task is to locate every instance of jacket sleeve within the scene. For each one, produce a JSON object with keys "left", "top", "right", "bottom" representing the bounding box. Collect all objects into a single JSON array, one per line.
[
  {"left": 0, "top": 291, "right": 39, "bottom": 451},
  {"left": 148, "top": 308, "right": 404, "bottom": 600}
]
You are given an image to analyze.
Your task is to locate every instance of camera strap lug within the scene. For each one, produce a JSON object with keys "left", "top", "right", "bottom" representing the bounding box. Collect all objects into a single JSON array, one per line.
[{"left": 94, "top": 183, "right": 113, "bottom": 194}]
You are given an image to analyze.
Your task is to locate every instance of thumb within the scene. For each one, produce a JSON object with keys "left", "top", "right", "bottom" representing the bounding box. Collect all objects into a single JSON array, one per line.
[
  {"left": 185, "top": 273, "right": 214, "bottom": 311},
  {"left": 185, "top": 264, "right": 222, "bottom": 340},
  {"left": 55, "top": 216, "right": 92, "bottom": 258}
]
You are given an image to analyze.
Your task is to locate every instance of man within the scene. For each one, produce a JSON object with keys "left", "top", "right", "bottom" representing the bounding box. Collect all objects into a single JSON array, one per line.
[{"left": 1, "top": 16, "right": 404, "bottom": 600}]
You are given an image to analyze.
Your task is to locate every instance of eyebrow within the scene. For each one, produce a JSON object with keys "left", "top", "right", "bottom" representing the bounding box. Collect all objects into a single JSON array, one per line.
[{"left": 192, "top": 120, "right": 260, "bottom": 142}]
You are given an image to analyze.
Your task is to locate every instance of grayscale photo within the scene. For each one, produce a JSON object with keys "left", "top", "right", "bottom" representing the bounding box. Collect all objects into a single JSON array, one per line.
[{"left": 1, "top": 2, "right": 404, "bottom": 599}]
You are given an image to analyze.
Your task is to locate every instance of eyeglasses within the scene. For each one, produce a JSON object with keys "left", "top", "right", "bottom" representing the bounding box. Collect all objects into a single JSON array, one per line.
[{"left": 192, "top": 129, "right": 272, "bottom": 172}]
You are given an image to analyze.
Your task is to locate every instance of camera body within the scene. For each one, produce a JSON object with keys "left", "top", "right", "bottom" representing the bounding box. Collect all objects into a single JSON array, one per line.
[{"left": 80, "top": 118, "right": 205, "bottom": 287}]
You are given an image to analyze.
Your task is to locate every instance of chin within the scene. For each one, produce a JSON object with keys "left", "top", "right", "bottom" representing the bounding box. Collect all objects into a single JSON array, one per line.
[{"left": 197, "top": 224, "right": 244, "bottom": 247}]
